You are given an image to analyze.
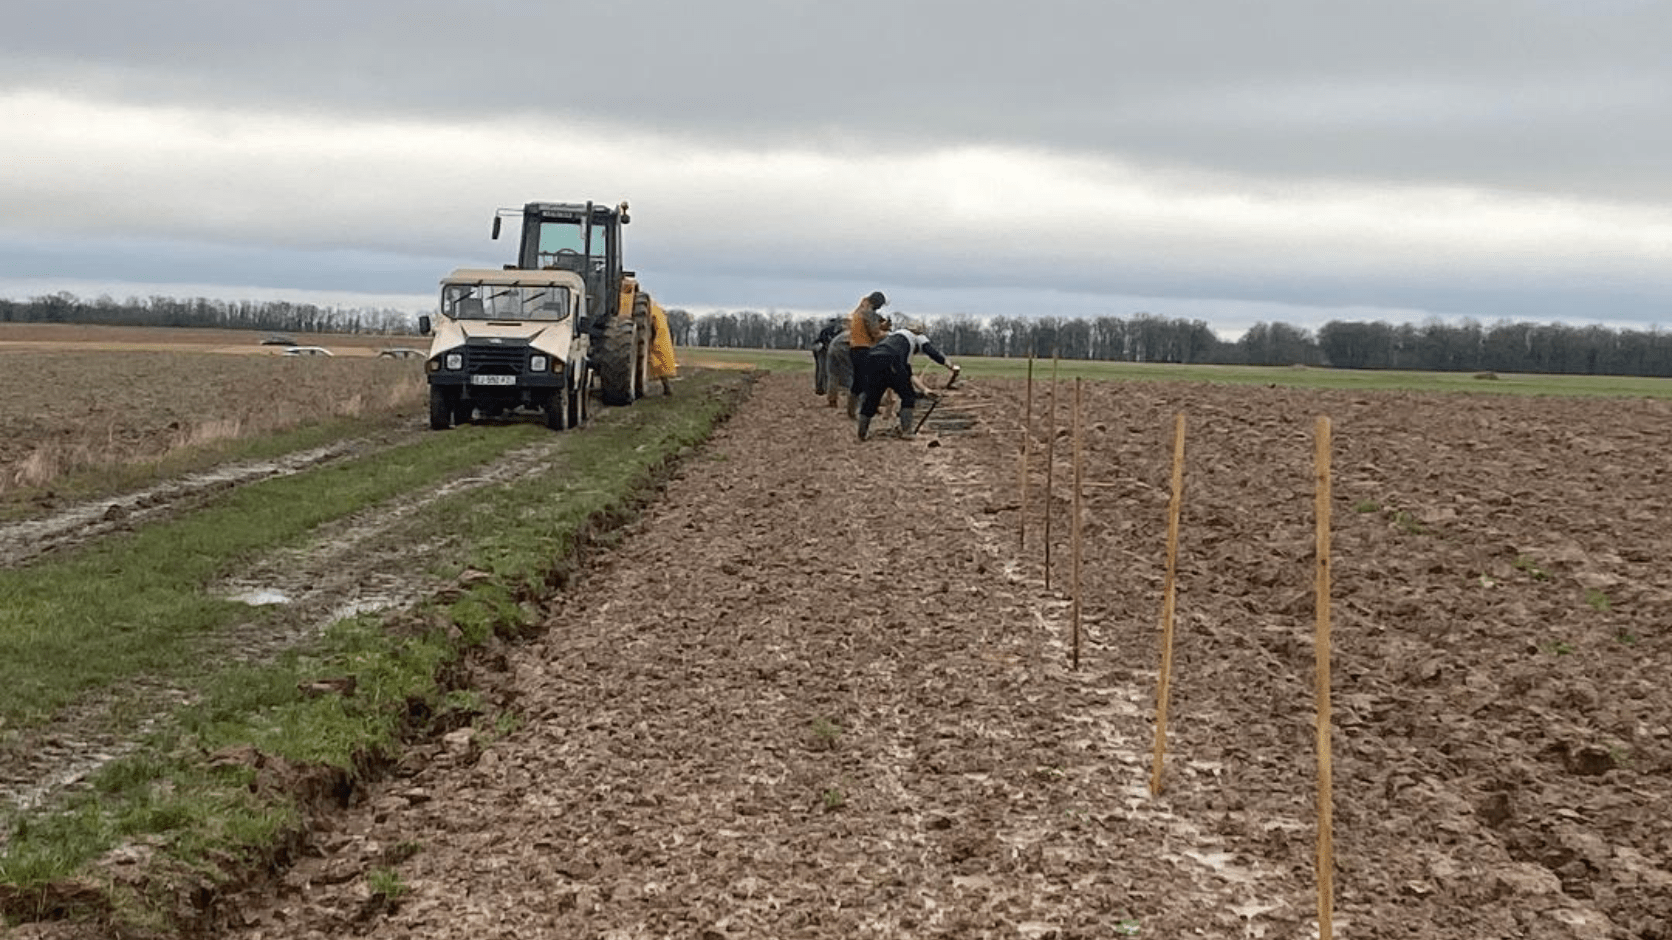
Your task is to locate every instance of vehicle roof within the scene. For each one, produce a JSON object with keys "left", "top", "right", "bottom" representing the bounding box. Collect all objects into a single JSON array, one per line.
[{"left": 439, "top": 267, "right": 583, "bottom": 288}]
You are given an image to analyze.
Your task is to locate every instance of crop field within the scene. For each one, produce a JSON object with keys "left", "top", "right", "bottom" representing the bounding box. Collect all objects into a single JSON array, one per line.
[
  {"left": 0, "top": 324, "right": 426, "bottom": 501},
  {"left": 3, "top": 326, "right": 1671, "bottom": 938}
]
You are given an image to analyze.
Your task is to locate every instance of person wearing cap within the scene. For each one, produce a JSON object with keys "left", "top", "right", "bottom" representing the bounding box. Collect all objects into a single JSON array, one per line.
[
  {"left": 845, "top": 291, "right": 889, "bottom": 419},
  {"left": 857, "top": 321, "right": 958, "bottom": 441}
]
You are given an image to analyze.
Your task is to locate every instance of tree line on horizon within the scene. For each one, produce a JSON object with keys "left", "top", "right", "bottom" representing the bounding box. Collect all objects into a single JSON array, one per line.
[
  {"left": 6, "top": 290, "right": 1672, "bottom": 378},
  {"left": 0, "top": 291, "right": 413, "bottom": 336}
]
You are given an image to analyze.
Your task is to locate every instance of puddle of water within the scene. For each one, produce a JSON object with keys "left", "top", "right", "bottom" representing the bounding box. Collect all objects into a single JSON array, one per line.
[
  {"left": 233, "top": 588, "right": 293, "bottom": 606},
  {"left": 329, "top": 597, "right": 399, "bottom": 620}
]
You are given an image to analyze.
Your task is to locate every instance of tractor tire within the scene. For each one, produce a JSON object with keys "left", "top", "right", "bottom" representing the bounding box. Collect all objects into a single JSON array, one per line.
[
  {"left": 632, "top": 293, "right": 652, "bottom": 400},
  {"left": 428, "top": 386, "right": 453, "bottom": 430},
  {"left": 595, "top": 315, "right": 639, "bottom": 406}
]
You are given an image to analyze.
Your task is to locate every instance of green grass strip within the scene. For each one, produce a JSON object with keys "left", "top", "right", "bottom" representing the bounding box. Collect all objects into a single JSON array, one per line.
[{"left": 3, "top": 418, "right": 558, "bottom": 728}]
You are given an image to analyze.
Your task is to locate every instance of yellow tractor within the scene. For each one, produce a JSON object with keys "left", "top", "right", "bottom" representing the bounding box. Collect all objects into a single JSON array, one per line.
[{"left": 493, "top": 200, "right": 676, "bottom": 406}]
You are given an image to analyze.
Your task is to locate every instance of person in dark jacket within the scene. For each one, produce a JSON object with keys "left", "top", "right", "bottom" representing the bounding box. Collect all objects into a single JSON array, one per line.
[
  {"left": 811, "top": 316, "right": 845, "bottom": 396},
  {"left": 825, "top": 328, "right": 853, "bottom": 409},
  {"left": 857, "top": 322, "right": 958, "bottom": 441}
]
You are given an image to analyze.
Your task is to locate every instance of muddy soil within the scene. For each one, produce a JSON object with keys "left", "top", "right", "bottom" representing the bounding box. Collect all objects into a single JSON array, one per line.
[
  {"left": 0, "top": 435, "right": 403, "bottom": 568},
  {"left": 180, "top": 373, "right": 1672, "bottom": 939},
  {"left": 0, "top": 423, "right": 587, "bottom": 817}
]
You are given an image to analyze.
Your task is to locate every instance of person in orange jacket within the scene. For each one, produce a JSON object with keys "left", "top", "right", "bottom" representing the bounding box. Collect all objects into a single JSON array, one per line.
[{"left": 845, "top": 291, "right": 889, "bottom": 419}]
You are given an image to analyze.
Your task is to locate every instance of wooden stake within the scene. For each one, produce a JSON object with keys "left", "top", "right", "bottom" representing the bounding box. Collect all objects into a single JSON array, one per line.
[
  {"left": 1044, "top": 353, "right": 1059, "bottom": 588},
  {"left": 1071, "top": 378, "right": 1084, "bottom": 670},
  {"left": 1314, "top": 415, "right": 1335, "bottom": 940},
  {"left": 1019, "top": 354, "right": 1034, "bottom": 553},
  {"left": 1149, "top": 412, "right": 1187, "bottom": 797}
]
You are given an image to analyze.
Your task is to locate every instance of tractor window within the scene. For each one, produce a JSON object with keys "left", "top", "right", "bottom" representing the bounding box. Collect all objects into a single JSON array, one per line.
[
  {"left": 535, "top": 223, "right": 590, "bottom": 268},
  {"left": 443, "top": 285, "right": 571, "bottom": 321}
]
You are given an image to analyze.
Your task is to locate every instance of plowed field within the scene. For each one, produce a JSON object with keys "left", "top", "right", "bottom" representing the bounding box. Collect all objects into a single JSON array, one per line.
[
  {"left": 0, "top": 324, "right": 424, "bottom": 499},
  {"left": 187, "top": 373, "right": 1672, "bottom": 939}
]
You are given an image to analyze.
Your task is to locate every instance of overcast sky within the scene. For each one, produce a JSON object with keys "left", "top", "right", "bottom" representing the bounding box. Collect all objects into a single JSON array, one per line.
[{"left": 2, "top": 0, "right": 1668, "bottom": 339}]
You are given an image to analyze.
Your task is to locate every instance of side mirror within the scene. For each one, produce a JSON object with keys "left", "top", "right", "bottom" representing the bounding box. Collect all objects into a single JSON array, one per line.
[
  {"left": 418, "top": 315, "right": 432, "bottom": 335},
  {"left": 491, "top": 216, "right": 502, "bottom": 240}
]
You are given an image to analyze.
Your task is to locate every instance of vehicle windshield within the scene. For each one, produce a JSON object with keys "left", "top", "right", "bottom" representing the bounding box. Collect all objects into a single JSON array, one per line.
[{"left": 442, "top": 284, "right": 571, "bottom": 322}]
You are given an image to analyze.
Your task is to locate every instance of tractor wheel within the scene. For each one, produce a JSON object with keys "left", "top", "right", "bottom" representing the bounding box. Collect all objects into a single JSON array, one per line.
[
  {"left": 595, "top": 315, "right": 638, "bottom": 406},
  {"left": 632, "top": 293, "right": 652, "bottom": 399},
  {"left": 428, "top": 386, "right": 453, "bottom": 430}
]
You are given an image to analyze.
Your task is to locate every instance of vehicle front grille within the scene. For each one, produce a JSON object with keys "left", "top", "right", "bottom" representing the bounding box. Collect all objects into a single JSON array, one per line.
[{"left": 464, "top": 342, "right": 527, "bottom": 374}]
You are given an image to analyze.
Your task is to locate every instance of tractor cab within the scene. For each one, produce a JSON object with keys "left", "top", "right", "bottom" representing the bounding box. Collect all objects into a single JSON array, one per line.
[{"left": 492, "top": 201, "right": 630, "bottom": 330}]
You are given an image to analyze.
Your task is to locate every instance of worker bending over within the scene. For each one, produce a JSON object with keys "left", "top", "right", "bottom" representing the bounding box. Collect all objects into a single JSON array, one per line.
[{"left": 857, "top": 322, "right": 958, "bottom": 441}]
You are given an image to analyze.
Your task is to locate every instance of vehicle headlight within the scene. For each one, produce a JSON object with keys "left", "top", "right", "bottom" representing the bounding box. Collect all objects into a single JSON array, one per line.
[
  {"left": 530, "top": 355, "right": 549, "bottom": 372},
  {"left": 445, "top": 352, "right": 463, "bottom": 370}
]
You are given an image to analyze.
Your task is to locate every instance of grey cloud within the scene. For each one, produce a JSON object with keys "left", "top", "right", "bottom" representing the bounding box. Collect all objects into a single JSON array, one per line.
[
  {"left": 6, "top": 0, "right": 1667, "bottom": 199},
  {"left": 0, "top": 232, "right": 469, "bottom": 296}
]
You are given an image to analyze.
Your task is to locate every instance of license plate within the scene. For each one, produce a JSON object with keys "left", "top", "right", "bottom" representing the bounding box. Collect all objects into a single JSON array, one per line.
[{"left": 469, "top": 374, "right": 517, "bottom": 386}]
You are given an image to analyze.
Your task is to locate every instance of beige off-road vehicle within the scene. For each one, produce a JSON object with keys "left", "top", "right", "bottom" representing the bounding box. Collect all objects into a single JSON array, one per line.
[{"left": 418, "top": 267, "right": 591, "bottom": 431}]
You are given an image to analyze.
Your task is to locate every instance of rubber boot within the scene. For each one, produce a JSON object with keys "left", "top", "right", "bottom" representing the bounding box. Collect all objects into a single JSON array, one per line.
[
  {"left": 826, "top": 390, "right": 838, "bottom": 408},
  {"left": 845, "top": 393, "right": 858, "bottom": 420},
  {"left": 898, "top": 408, "right": 915, "bottom": 439},
  {"left": 857, "top": 415, "right": 871, "bottom": 441},
  {"left": 661, "top": 377, "right": 673, "bottom": 397}
]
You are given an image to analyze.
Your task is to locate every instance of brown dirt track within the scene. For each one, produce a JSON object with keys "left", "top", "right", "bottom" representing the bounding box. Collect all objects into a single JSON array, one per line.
[{"left": 142, "top": 371, "right": 1667, "bottom": 940}]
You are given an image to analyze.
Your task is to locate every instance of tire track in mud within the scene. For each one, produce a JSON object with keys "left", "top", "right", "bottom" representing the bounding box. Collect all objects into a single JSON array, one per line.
[
  {"left": 0, "top": 432, "right": 414, "bottom": 569},
  {"left": 0, "top": 428, "right": 577, "bottom": 818}
]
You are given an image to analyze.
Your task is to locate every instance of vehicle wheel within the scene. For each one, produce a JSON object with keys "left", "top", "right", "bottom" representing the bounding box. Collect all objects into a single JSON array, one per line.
[
  {"left": 596, "top": 316, "right": 638, "bottom": 406},
  {"left": 428, "top": 386, "right": 453, "bottom": 430},
  {"left": 544, "top": 389, "right": 567, "bottom": 430},
  {"left": 564, "top": 376, "right": 578, "bottom": 428},
  {"left": 565, "top": 363, "right": 586, "bottom": 428},
  {"left": 571, "top": 362, "right": 591, "bottom": 424},
  {"left": 632, "top": 293, "right": 652, "bottom": 399}
]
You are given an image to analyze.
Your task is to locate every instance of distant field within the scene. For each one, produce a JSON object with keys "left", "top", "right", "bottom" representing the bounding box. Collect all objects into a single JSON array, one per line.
[
  {"left": 0, "top": 325, "right": 426, "bottom": 501},
  {"left": 0, "top": 322, "right": 417, "bottom": 357},
  {"left": 9, "top": 328, "right": 1672, "bottom": 503},
  {"left": 690, "top": 345, "right": 1672, "bottom": 398}
]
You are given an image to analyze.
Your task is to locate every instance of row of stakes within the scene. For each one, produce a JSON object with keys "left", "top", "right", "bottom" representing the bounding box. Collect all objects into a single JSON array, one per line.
[{"left": 1013, "top": 355, "right": 1338, "bottom": 940}]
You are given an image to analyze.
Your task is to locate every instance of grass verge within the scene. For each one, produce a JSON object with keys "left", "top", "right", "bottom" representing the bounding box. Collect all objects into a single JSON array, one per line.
[{"left": 0, "top": 368, "right": 753, "bottom": 932}]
